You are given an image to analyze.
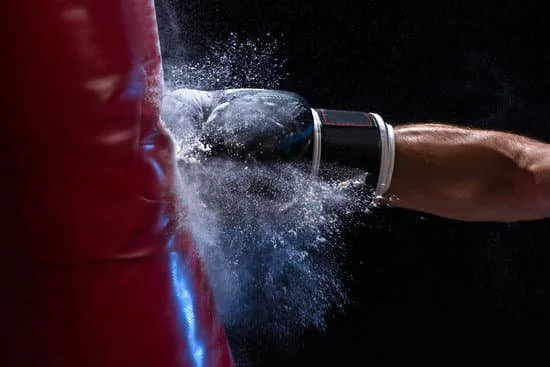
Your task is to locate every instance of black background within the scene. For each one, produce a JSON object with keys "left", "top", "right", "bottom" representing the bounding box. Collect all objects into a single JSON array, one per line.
[{"left": 157, "top": 1, "right": 550, "bottom": 365}]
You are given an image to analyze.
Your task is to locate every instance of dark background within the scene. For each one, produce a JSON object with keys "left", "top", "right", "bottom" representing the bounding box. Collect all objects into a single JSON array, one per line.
[{"left": 157, "top": 0, "right": 550, "bottom": 365}]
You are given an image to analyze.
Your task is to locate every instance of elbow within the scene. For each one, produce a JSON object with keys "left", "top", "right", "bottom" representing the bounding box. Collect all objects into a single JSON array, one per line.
[
  {"left": 468, "top": 146, "right": 549, "bottom": 223},
  {"left": 508, "top": 144, "right": 550, "bottom": 221},
  {"left": 528, "top": 155, "right": 550, "bottom": 219}
]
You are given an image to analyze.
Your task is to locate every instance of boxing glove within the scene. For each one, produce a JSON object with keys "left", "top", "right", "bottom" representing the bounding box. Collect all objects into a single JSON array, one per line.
[
  {"left": 163, "top": 88, "right": 313, "bottom": 162},
  {"left": 164, "top": 88, "right": 395, "bottom": 197}
]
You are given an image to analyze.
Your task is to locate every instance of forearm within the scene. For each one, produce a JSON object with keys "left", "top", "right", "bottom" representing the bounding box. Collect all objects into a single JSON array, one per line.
[
  {"left": 168, "top": 88, "right": 550, "bottom": 222},
  {"left": 386, "top": 123, "right": 550, "bottom": 222}
]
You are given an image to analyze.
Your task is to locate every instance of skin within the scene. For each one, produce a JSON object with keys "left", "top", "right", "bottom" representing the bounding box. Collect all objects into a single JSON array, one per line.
[
  {"left": 168, "top": 88, "right": 550, "bottom": 223},
  {"left": 386, "top": 124, "right": 550, "bottom": 222}
]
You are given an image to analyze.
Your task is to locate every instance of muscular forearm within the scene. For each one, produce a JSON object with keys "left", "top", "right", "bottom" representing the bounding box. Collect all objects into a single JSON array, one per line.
[
  {"left": 167, "top": 88, "right": 550, "bottom": 222},
  {"left": 386, "top": 123, "right": 550, "bottom": 222}
]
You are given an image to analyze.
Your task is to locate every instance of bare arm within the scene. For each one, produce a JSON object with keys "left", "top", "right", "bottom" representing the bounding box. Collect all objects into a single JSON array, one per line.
[{"left": 386, "top": 123, "right": 550, "bottom": 222}]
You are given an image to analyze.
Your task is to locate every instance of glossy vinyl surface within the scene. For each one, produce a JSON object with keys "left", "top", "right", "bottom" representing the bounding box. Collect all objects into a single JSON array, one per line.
[{"left": 3, "top": 1, "right": 233, "bottom": 366}]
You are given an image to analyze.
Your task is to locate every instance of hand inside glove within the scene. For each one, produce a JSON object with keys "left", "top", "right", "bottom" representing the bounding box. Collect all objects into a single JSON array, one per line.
[{"left": 162, "top": 88, "right": 395, "bottom": 196}]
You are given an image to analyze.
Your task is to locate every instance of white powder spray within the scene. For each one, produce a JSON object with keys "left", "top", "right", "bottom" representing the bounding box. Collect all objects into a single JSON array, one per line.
[
  {"left": 163, "top": 32, "right": 288, "bottom": 91},
  {"left": 155, "top": 0, "right": 375, "bottom": 361},
  {"left": 163, "top": 91, "right": 374, "bottom": 363}
]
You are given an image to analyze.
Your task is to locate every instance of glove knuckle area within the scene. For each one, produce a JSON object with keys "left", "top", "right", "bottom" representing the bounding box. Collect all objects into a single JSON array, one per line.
[{"left": 198, "top": 89, "right": 313, "bottom": 160}]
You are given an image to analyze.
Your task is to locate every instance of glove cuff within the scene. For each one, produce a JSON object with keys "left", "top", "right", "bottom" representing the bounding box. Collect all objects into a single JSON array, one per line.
[
  {"left": 313, "top": 108, "right": 395, "bottom": 197},
  {"left": 371, "top": 113, "right": 395, "bottom": 197}
]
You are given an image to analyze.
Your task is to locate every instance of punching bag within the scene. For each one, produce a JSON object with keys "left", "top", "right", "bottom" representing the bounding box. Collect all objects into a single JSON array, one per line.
[{"left": 3, "top": 1, "right": 234, "bottom": 366}]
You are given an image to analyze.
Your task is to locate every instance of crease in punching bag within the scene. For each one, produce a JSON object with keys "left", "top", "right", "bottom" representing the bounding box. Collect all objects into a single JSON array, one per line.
[{"left": 4, "top": 1, "right": 234, "bottom": 366}]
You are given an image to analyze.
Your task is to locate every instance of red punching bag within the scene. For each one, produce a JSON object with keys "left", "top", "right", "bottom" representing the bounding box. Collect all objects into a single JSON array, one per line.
[{"left": 3, "top": 1, "right": 234, "bottom": 366}]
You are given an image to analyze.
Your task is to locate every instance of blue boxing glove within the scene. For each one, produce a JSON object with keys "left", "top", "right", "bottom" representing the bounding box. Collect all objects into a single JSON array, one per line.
[
  {"left": 162, "top": 88, "right": 395, "bottom": 197},
  {"left": 162, "top": 88, "right": 313, "bottom": 162},
  {"left": 202, "top": 89, "right": 314, "bottom": 161}
]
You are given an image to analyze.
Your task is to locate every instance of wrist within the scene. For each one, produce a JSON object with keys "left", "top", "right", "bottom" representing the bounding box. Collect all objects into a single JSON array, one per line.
[{"left": 311, "top": 108, "right": 395, "bottom": 197}]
